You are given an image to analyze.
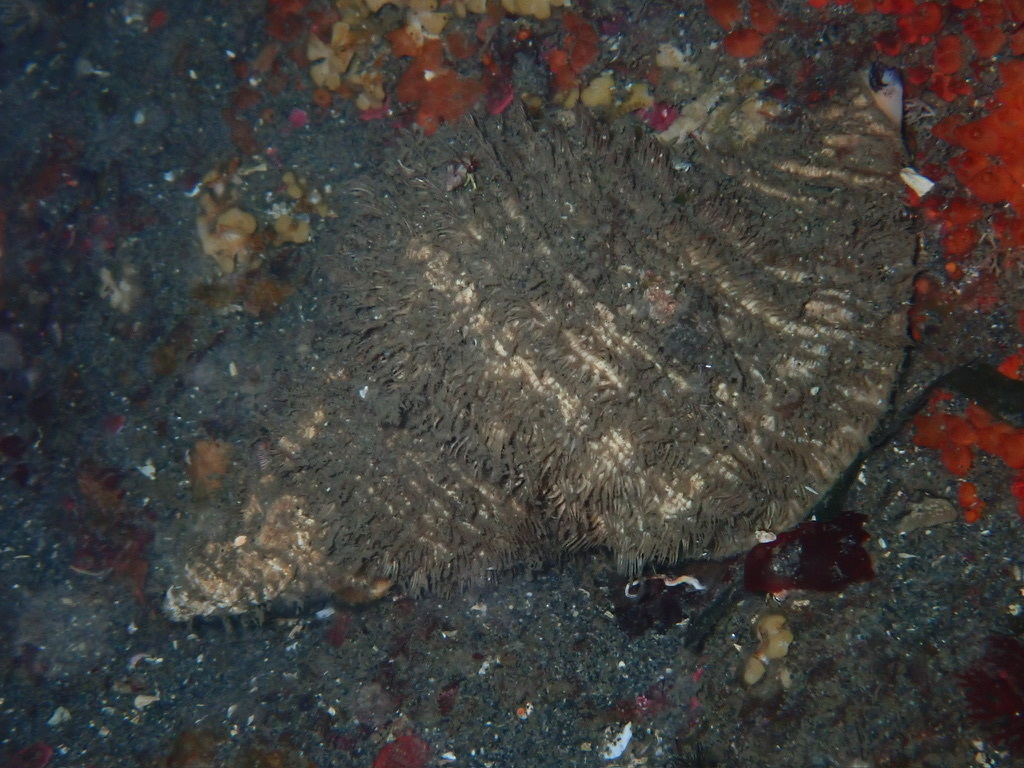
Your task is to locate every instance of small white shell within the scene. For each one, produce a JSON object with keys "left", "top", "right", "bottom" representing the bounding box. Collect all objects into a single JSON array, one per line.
[
  {"left": 900, "top": 167, "right": 936, "bottom": 197},
  {"left": 601, "top": 722, "right": 633, "bottom": 760},
  {"left": 868, "top": 64, "right": 904, "bottom": 129}
]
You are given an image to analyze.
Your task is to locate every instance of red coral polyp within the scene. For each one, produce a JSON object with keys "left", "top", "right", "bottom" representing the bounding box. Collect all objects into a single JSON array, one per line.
[
  {"left": 963, "top": 14, "right": 1006, "bottom": 57},
  {"left": 705, "top": 0, "right": 743, "bottom": 31},
  {"left": 934, "top": 34, "right": 965, "bottom": 74},
  {"left": 749, "top": 0, "right": 781, "bottom": 33},
  {"left": 897, "top": 1, "right": 943, "bottom": 45},
  {"left": 723, "top": 28, "right": 765, "bottom": 58}
]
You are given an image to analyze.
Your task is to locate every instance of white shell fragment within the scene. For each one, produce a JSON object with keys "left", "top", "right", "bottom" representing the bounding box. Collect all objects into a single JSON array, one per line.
[
  {"left": 867, "top": 63, "right": 904, "bottom": 129},
  {"left": 134, "top": 694, "right": 161, "bottom": 709},
  {"left": 662, "top": 573, "right": 707, "bottom": 591},
  {"left": 47, "top": 706, "right": 72, "bottom": 726},
  {"left": 900, "top": 167, "right": 936, "bottom": 197},
  {"left": 601, "top": 722, "right": 633, "bottom": 760}
]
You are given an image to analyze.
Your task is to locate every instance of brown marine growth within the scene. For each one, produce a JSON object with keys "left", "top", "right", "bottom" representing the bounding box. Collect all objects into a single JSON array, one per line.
[{"left": 161, "top": 72, "right": 913, "bottom": 619}]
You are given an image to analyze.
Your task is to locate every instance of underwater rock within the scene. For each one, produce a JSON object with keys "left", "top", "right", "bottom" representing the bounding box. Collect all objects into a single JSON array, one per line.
[{"left": 159, "top": 70, "right": 913, "bottom": 619}]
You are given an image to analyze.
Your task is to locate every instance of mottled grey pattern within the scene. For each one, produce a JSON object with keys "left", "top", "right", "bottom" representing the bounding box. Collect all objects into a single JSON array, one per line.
[{"left": 161, "top": 76, "right": 913, "bottom": 619}]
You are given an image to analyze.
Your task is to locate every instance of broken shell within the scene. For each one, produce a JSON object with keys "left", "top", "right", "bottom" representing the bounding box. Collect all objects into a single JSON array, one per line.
[
  {"left": 867, "top": 63, "right": 903, "bottom": 129},
  {"left": 134, "top": 694, "right": 160, "bottom": 709},
  {"left": 47, "top": 706, "right": 72, "bottom": 725},
  {"left": 600, "top": 722, "right": 633, "bottom": 760},
  {"left": 900, "top": 167, "right": 936, "bottom": 197}
]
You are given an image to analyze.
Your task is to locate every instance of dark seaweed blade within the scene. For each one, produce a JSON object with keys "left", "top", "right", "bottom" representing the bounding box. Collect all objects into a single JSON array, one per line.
[{"left": 941, "top": 363, "right": 1024, "bottom": 422}]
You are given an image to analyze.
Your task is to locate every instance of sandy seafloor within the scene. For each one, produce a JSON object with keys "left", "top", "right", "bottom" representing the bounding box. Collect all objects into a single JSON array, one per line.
[{"left": 1, "top": 0, "right": 1024, "bottom": 766}]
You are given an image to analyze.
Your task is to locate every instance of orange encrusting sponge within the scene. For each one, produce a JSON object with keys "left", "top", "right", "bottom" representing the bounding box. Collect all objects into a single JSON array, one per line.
[
  {"left": 393, "top": 38, "right": 484, "bottom": 136},
  {"left": 545, "top": 11, "right": 599, "bottom": 93},
  {"left": 913, "top": 392, "right": 1024, "bottom": 522},
  {"left": 704, "top": 0, "right": 778, "bottom": 57}
]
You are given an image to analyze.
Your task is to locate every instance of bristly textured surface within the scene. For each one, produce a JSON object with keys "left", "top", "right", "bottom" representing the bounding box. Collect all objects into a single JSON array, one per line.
[{"left": 161, "top": 75, "right": 914, "bottom": 619}]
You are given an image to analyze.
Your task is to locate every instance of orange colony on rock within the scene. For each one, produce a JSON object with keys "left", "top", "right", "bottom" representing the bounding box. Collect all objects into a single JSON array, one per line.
[
  {"left": 546, "top": 49, "right": 579, "bottom": 92},
  {"left": 311, "top": 87, "right": 332, "bottom": 108},
  {"left": 1012, "top": 27, "right": 1024, "bottom": 56},
  {"left": 996, "top": 61, "right": 1024, "bottom": 107},
  {"left": 942, "top": 226, "right": 978, "bottom": 257},
  {"left": 944, "top": 413, "right": 978, "bottom": 446},
  {"left": 998, "top": 432, "right": 1024, "bottom": 469},
  {"left": 962, "top": 14, "right": 1005, "bottom": 57},
  {"left": 931, "top": 114, "right": 965, "bottom": 142},
  {"left": 950, "top": 150, "right": 990, "bottom": 182},
  {"left": 545, "top": 12, "right": 599, "bottom": 94},
  {"left": 952, "top": 114, "right": 1010, "bottom": 155},
  {"left": 995, "top": 212, "right": 1024, "bottom": 248},
  {"left": 395, "top": 37, "right": 484, "bottom": 135},
  {"left": 943, "top": 198, "right": 985, "bottom": 227},
  {"left": 387, "top": 26, "right": 422, "bottom": 58},
  {"left": 875, "top": 0, "right": 916, "bottom": 13},
  {"left": 875, "top": 30, "right": 902, "bottom": 55},
  {"left": 445, "top": 30, "right": 477, "bottom": 59},
  {"left": 949, "top": 152, "right": 1018, "bottom": 204},
  {"left": 991, "top": 106, "right": 1024, "bottom": 144},
  {"left": 411, "top": 71, "right": 483, "bottom": 135},
  {"left": 905, "top": 65, "right": 932, "bottom": 87},
  {"left": 749, "top": 0, "right": 781, "bottom": 33},
  {"left": 978, "top": 0, "right": 1008, "bottom": 24},
  {"left": 965, "top": 403, "right": 994, "bottom": 430},
  {"left": 563, "top": 11, "right": 599, "bottom": 73},
  {"left": 705, "top": 0, "right": 743, "bottom": 30},
  {"left": 978, "top": 421, "right": 1016, "bottom": 455},
  {"left": 934, "top": 34, "right": 964, "bottom": 75},
  {"left": 958, "top": 481, "right": 985, "bottom": 523},
  {"left": 897, "top": 1, "right": 943, "bottom": 45},
  {"left": 912, "top": 410, "right": 947, "bottom": 449},
  {"left": 723, "top": 28, "right": 764, "bottom": 58},
  {"left": 999, "top": 131, "right": 1024, "bottom": 176},
  {"left": 880, "top": 0, "right": 913, "bottom": 12},
  {"left": 997, "top": 348, "right": 1024, "bottom": 380},
  {"left": 929, "top": 72, "right": 972, "bottom": 101},
  {"left": 941, "top": 442, "right": 973, "bottom": 476},
  {"left": 187, "top": 440, "right": 232, "bottom": 498},
  {"left": 966, "top": 164, "right": 1017, "bottom": 204}
]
